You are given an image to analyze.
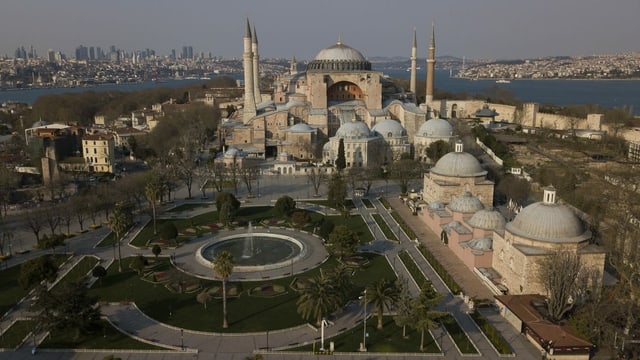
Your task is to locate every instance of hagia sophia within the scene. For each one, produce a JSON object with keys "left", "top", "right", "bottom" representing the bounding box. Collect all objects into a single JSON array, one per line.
[{"left": 220, "top": 18, "right": 606, "bottom": 300}]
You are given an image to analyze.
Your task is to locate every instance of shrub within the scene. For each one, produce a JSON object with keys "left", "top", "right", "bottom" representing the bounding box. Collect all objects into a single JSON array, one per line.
[
  {"left": 290, "top": 211, "right": 311, "bottom": 228},
  {"left": 470, "top": 311, "right": 512, "bottom": 354},
  {"left": 275, "top": 195, "right": 296, "bottom": 217},
  {"left": 318, "top": 220, "right": 335, "bottom": 240},
  {"left": 158, "top": 222, "right": 178, "bottom": 240},
  {"left": 417, "top": 244, "right": 462, "bottom": 294}
]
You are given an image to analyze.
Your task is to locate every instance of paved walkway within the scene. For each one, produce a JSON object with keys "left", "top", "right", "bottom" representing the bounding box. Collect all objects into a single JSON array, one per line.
[{"left": 1, "top": 188, "right": 541, "bottom": 360}]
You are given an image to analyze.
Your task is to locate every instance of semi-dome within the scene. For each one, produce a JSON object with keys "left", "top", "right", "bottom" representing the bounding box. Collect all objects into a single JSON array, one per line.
[
  {"left": 335, "top": 120, "right": 371, "bottom": 139},
  {"left": 467, "top": 208, "right": 506, "bottom": 231},
  {"left": 448, "top": 192, "right": 484, "bottom": 214},
  {"left": 417, "top": 118, "right": 453, "bottom": 137},
  {"left": 307, "top": 39, "right": 372, "bottom": 72},
  {"left": 372, "top": 119, "right": 406, "bottom": 138},
  {"left": 431, "top": 142, "right": 486, "bottom": 177},
  {"left": 287, "top": 123, "right": 315, "bottom": 133}
]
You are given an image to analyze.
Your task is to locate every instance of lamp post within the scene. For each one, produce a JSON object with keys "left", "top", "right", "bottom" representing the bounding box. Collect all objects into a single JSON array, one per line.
[
  {"left": 181, "top": 329, "right": 184, "bottom": 350},
  {"left": 362, "top": 289, "right": 367, "bottom": 351}
]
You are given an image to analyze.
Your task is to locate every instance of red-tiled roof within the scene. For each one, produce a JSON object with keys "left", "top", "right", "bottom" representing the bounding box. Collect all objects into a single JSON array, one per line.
[{"left": 495, "top": 294, "right": 592, "bottom": 351}]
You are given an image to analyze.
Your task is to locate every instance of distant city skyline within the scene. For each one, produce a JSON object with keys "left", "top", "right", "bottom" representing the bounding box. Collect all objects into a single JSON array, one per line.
[{"left": 2, "top": 0, "right": 639, "bottom": 61}]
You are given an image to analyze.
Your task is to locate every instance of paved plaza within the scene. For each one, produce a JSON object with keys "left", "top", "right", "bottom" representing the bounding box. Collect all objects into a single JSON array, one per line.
[{"left": 0, "top": 177, "right": 542, "bottom": 360}]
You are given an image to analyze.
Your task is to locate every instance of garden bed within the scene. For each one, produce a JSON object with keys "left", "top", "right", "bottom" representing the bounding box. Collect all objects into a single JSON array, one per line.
[{"left": 372, "top": 214, "right": 398, "bottom": 241}]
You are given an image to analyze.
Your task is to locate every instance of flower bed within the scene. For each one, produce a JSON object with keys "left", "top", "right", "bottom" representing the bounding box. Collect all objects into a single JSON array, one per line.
[
  {"left": 249, "top": 284, "right": 287, "bottom": 297},
  {"left": 206, "top": 284, "right": 241, "bottom": 298},
  {"left": 340, "top": 255, "right": 369, "bottom": 267},
  {"left": 290, "top": 277, "right": 310, "bottom": 291}
]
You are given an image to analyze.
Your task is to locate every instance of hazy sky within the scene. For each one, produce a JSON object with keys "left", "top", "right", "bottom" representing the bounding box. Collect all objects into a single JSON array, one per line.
[{"left": 2, "top": 0, "right": 639, "bottom": 60}]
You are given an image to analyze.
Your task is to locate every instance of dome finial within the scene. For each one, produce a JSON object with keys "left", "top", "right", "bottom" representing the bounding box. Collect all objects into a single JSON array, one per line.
[
  {"left": 454, "top": 140, "right": 464, "bottom": 153},
  {"left": 337, "top": 33, "right": 342, "bottom": 45},
  {"left": 543, "top": 186, "right": 557, "bottom": 204}
]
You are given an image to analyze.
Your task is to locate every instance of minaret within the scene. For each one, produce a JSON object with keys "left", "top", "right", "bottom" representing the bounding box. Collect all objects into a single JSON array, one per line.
[
  {"left": 410, "top": 27, "right": 417, "bottom": 98},
  {"left": 243, "top": 18, "right": 256, "bottom": 123},
  {"left": 252, "top": 25, "right": 261, "bottom": 105},
  {"left": 290, "top": 56, "right": 298, "bottom": 75},
  {"left": 426, "top": 22, "right": 436, "bottom": 104}
]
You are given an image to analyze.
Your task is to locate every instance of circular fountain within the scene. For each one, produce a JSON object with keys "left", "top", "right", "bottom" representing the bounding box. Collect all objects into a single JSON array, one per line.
[{"left": 196, "top": 222, "right": 308, "bottom": 273}]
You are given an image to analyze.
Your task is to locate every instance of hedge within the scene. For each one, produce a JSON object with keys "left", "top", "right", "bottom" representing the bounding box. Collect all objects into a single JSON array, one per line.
[
  {"left": 470, "top": 311, "right": 513, "bottom": 354},
  {"left": 416, "top": 244, "right": 462, "bottom": 294}
]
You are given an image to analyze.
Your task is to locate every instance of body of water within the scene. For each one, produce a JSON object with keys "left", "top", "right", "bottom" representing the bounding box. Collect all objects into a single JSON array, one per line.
[
  {"left": 384, "top": 68, "right": 640, "bottom": 115},
  {"left": 1, "top": 69, "right": 638, "bottom": 115}
]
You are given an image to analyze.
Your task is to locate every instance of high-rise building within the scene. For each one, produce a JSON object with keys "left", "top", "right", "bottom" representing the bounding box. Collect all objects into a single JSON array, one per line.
[
  {"left": 89, "top": 47, "right": 95, "bottom": 60},
  {"left": 75, "top": 45, "right": 89, "bottom": 60}
]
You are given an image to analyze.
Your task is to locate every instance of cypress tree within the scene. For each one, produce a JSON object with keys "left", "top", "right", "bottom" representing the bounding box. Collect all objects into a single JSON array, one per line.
[{"left": 336, "top": 138, "right": 346, "bottom": 171}]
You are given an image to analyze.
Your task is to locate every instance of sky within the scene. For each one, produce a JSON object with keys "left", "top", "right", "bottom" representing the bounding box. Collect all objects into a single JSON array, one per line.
[{"left": 1, "top": 0, "right": 639, "bottom": 61}]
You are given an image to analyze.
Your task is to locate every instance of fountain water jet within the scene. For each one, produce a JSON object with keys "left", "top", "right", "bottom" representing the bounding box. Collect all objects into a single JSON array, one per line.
[{"left": 242, "top": 221, "right": 254, "bottom": 259}]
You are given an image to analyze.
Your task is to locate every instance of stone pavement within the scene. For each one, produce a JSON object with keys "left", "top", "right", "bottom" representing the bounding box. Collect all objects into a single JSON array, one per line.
[{"left": 1, "top": 183, "right": 541, "bottom": 360}]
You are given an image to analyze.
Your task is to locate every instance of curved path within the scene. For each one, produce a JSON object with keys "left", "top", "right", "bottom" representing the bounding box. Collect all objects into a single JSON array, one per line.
[{"left": 1, "top": 182, "right": 541, "bottom": 359}]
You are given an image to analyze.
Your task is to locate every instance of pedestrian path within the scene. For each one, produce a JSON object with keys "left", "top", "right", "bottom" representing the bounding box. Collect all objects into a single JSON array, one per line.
[{"left": 1, "top": 192, "right": 542, "bottom": 360}]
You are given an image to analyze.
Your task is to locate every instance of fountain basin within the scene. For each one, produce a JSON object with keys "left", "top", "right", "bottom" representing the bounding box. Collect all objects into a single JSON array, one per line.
[{"left": 196, "top": 233, "right": 305, "bottom": 273}]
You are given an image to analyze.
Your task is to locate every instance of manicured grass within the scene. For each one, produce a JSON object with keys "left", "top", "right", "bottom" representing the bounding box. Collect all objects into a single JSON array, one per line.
[
  {"left": 372, "top": 214, "right": 398, "bottom": 241},
  {"left": 361, "top": 198, "right": 374, "bottom": 209},
  {"left": 166, "top": 203, "right": 212, "bottom": 213},
  {"left": 89, "top": 253, "right": 393, "bottom": 333},
  {"left": 398, "top": 251, "right": 428, "bottom": 288},
  {"left": 378, "top": 197, "right": 392, "bottom": 210},
  {"left": 470, "top": 311, "right": 512, "bottom": 354},
  {"left": 416, "top": 245, "right": 462, "bottom": 294},
  {"left": 305, "top": 199, "right": 355, "bottom": 210},
  {"left": 40, "top": 319, "right": 167, "bottom": 350},
  {"left": 96, "top": 231, "right": 117, "bottom": 248},
  {"left": 0, "top": 320, "right": 34, "bottom": 349},
  {"left": 441, "top": 314, "right": 478, "bottom": 354},
  {"left": 325, "top": 215, "right": 374, "bottom": 244},
  {"left": 390, "top": 211, "right": 417, "bottom": 240},
  {"left": 52, "top": 256, "right": 100, "bottom": 290},
  {"left": 292, "top": 316, "right": 439, "bottom": 353},
  {"left": 0, "top": 254, "right": 70, "bottom": 317}
]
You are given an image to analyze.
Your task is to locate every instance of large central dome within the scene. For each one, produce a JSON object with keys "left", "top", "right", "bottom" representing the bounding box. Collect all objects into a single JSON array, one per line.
[{"left": 307, "top": 40, "right": 372, "bottom": 72}]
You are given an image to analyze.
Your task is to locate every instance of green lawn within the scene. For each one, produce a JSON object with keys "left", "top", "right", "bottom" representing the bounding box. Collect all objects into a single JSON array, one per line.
[
  {"left": 166, "top": 203, "right": 212, "bottom": 213},
  {"left": 89, "top": 253, "right": 393, "bottom": 333},
  {"left": 52, "top": 256, "right": 99, "bottom": 290},
  {"left": 0, "top": 254, "right": 70, "bottom": 317},
  {"left": 292, "top": 316, "right": 439, "bottom": 353},
  {"left": 361, "top": 198, "right": 374, "bottom": 209},
  {"left": 441, "top": 314, "right": 478, "bottom": 354},
  {"left": 398, "top": 251, "right": 427, "bottom": 288},
  {"left": 378, "top": 197, "right": 392, "bottom": 210},
  {"left": 40, "top": 319, "right": 167, "bottom": 350},
  {"left": 0, "top": 320, "right": 34, "bottom": 349},
  {"left": 372, "top": 214, "right": 398, "bottom": 241},
  {"left": 305, "top": 199, "right": 355, "bottom": 210},
  {"left": 325, "top": 215, "right": 374, "bottom": 244}
]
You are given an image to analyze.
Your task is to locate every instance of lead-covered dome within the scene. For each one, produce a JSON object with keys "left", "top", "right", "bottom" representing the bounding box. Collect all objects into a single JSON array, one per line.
[
  {"left": 372, "top": 119, "right": 406, "bottom": 138},
  {"left": 506, "top": 188, "right": 591, "bottom": 243},
  {"left": 431, "top": 142, "right": 486, "bottom": 177},
  {"left": 335, "top": 120, "right": 371, "bottom": 139},
  {"left": 417, "top": 118, "right": 453, "bottom": 137},
  {"left": 468, "top": 207, "right": 506, "bottom": 231},
  {"left": 287, "top": 123, "right": 315, "bottom": 133},
  {"left": 307, "top": 40, "right": 372, "bottom": 72},
  {"left": 448, "top": 191, "right": 484, "bottom": 213}
]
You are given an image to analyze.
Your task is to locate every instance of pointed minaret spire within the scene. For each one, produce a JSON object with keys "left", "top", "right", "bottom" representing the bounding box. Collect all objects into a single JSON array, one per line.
[
  {"left": 426, "top": 21, "right": 436, "bottom": 105},
  {"left": 410, "top": 27, "right": 417, "bottom": 99},
  {"left": 290, "top": 56, "right": 298, "bottom": 75},
  {"left": 252, "top": 24, "right": 261, "bottom": 105},
  {"left": 243, "top": 18, "right": 256, "bottom": 122}
]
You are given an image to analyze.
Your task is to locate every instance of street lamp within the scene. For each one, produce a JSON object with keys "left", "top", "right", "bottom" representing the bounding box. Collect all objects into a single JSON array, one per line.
[
  {"left": 360, "top": 289, "right": 367, "bottom": 352},
  {"left": 181, "top": 329, "right": 184, "bottom": 350}
]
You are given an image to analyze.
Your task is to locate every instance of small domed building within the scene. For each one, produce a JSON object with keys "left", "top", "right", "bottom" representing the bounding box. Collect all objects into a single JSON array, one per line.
[
  {"left": 371, "top": 118, "right": 411, "bottom": 162},
  {"left": 414, "top": 117, "right": 456, "bottom": 161},
  {"left": 323, "top": 119, "right": 385, "bottom": 168},
  {"left": 492, "top": 187, "right": 605, "bottom": 295},
  {"left": 422, "top": 141, "right": 494, "bottom": 207}
]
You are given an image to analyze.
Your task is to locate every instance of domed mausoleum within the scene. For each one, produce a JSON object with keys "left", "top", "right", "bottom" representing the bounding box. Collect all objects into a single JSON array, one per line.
[
  {"left": 323, "top": 119, "right": 385, "bottom": 168},
  {"left": 422, "top": 141, "right": 494, "bottom": 207},
  {"left": 492, "top": 187, "right": 605, "bottom": 295},
  {"left": 414, "top": 117, "right": 456, "bottom": 161},
  {"left": 372, "top": 119, "right": 411, "bottom": 161}
]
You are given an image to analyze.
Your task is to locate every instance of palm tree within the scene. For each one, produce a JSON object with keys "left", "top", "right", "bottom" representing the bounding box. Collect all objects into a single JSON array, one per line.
[
  {"left": 412, "top": 281, "right": 445, "bottom": 351},
  {"left": 296, "top": 272, "right": 341, "bottom": 326},
  {"left": 108, "top": 203, "right": 132, "bottom": 272},
  {"left": 365, "top": 278, "right": 400, "bottom": 330},
  {"left": 326, "top": 265, "right": 353, "bottom": 302},
  {"left": 144, "top": 175, "right": 162, "bottom": 235},
  {"left": 213, "top": 250, "right": 235, "bottom": 328}
]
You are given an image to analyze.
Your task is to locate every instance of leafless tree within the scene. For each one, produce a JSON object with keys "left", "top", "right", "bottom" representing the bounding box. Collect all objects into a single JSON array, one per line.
[
  {"left": 240, "top": 164, "right": 261, "bottom": 197},
  {"left": 306, "top": 167, "right": 327, "bottom": 197}
]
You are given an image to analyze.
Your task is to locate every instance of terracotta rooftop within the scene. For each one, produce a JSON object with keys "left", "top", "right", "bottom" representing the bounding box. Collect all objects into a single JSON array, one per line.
[{"left": 495, "top": 294, "right": 592, "bottom": 352}]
